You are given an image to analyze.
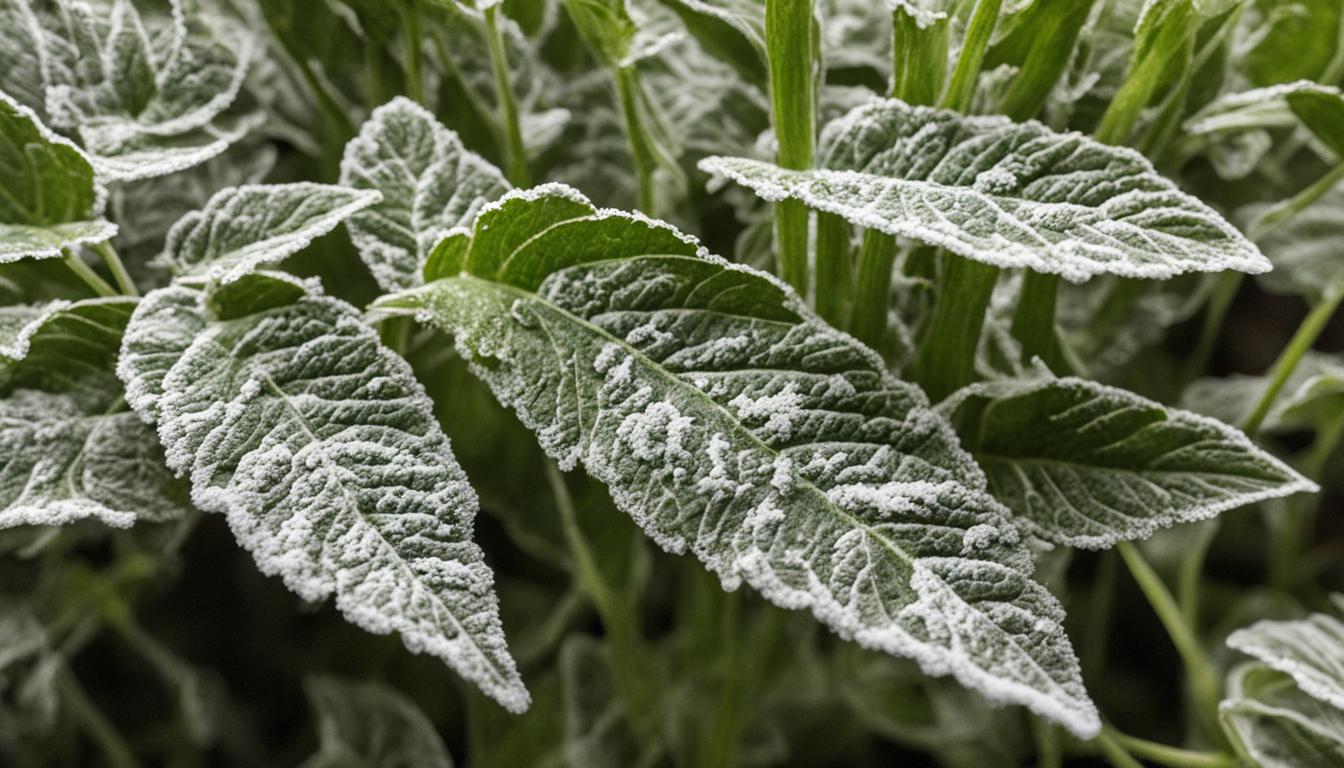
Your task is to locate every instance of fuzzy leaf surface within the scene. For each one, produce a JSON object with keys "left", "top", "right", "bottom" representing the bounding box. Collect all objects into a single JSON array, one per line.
[
  {"left": 303, "top": 675, "right": 454, "bottom": 768},
  {"left": 340, "top": 97, "right": 510, "bottom": 293},
  {"left": 1228, "top": 613, "right": 1344, "bottom": 710},
  {"left": 700, "top": 99, "right": 1267, "bottom": 281},
  {"left": 117, "top": 274, "right": 528, "bottom": 713},
  {"left": 1185, "top": 81, "right": 1344, "bottom": 158},
  {"left": 1221, "top": 664, "right": 1344, "bottom": 768},
  {"left": 941, "top": 373, "right": 1314, "bottom": 548},
  {"left": 379, "top": 184, "right": 1100, "bottom": 737}
]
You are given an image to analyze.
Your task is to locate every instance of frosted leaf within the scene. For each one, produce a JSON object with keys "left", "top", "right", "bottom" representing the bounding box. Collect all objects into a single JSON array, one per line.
[
  {"left": 1228, "top": 613, "right": 1344, "bottom": 710},
  {"left": 1220, "top": 664, "right": 1344, "bottom": 768},
  {"left": 1253, "top": 186, "right": 1344, "bottom": 302},
  {"left": 1184, "top": 81, "right": 1344, "bottom": 158},
  {"left": 0, "top": 597, "right": 45, "bottom": 673},
  {"left": 302, "top": 675, "right": 454, "bottom": 768},
  {"left": 0, "top": 90, "right": 115, "bottom": 263},
  {"left": 653, "top": 0, "right": 768, "bottom": 83},
  {"left": 117, "top": 275, "right": 528, "bottom": 713},
  {"left": 1182, "top": 352, "right": 1344, "bottom": 434},
  {"left": 0, "top": 302, "right": 60, "bottom": 360},
  {"left": 340, "top": 97, "right": 510, "bottom": 292},
  {"left": 0, "top": 0, "right": 47, "bottom": 119},
  {"left": 700, "top": 99, "right": 1268, "bottom": 282},
  {"left": 0, "top": 297, "right": 136, "bottom": 398},
  {"left": 941, "top": 371, "right": 1315, "bottom": 549},
  {"left": 377, "top": 184, "right": 1101, "bottom": 737},
  {"left": 161, "top": 183, "right": 381, "bottom": 283}
]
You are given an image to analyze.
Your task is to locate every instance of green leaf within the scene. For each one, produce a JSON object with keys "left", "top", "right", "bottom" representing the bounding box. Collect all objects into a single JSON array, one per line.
[
  {"left": 1185, "top": 81, "right": 1344, "bottom": 159},
  {"left": 559, "top": 635, "right": 644, "bottom": 768},
  {"left": 1254, "top": 186, "right": 1344, "bottom": 303},
  {"left": 940, "top": 370, "right": 1315, "bottom": 548},
  {"left": 1183, "top": 352, "right": 1344, "bottom": 433},
  {"left": 0, "top": 91, "right": 116, "bottom": 262},
  {"left": 564, "top": 0, "right": 639, "bottom": 67},
  {"left": 303, "top": 675, "right": 454, "bottom": 768},
  {"left": 161, "top": 183, "right": 381, "bottom": 283},
  {"left": 378, "top": 184, "right": 1101, "bottom": 737},
  {"left": 0, "top": 0, "right": 49, "bottom": 121},
  {"left": 340, "top": 97, "right": 511, "bottom": 292},
  {"left": 701, "top": 99, "right": 1267, "bottom": 281},
  {"left": 652, "top": 0, "right": 768, "bottom": 84},
  {"left": 1220, "top": 664, "right": 1344, "bottom": 768},
  {"left": 1228, "top": 612, "right": 1344, "bottom": 710},
  {"left": 117, "top": 273, "right": 529, "bottom": 713}
]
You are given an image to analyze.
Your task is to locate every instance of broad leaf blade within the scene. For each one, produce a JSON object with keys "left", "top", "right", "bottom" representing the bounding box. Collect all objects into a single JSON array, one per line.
[
  {"left": 1185, "top": 81, "right": 1344, "bottom": 159},
  {"left": 1254, "top": 186, "right": 1344, "bottom": 302},
  {"left": 700, "top": 99, "right": 1268, "bottom": 281},
  {"left": 379, "top": 185, "right": 1101, "bottom": 737},
  {"left": 1228, "top": 613, "right": 1344, "bottom": 710},
  {"left": 303, "top": 675, "right": 454, "bottom": 768},
  {"left": 162, "top": 183, "right": 381, "bottom": 283},
  {"left": 941, "top": 372, "right": 1315, "bottom": 548},
  {"left": 340, "top": 97, "right": 510, "bottom": 292},
  {"left": 1221, "top": 664, "right": 1344, "bottom": 768},
  {"left": 117, "top": 274, "right": 529, "bottom": 713}
]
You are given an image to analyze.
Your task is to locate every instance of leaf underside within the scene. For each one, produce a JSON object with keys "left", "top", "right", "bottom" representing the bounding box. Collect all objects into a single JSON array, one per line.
[
  {"left": 1221, "top": 664, "right": 1344, "bottom": 768},
  {"left": 1228, "top": 613, "right": 1344, "bottom": 711}
]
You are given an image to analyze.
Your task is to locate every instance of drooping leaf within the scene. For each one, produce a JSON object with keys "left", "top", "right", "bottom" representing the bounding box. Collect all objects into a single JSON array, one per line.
[
  {"left": 378, "top": 184, "right": 1101, "bottom": 737},
  {"left": 700, "top": 99, "right": 1268, "bottom": 281},
  {"left": 117, "top": 273, "right": 529, "bottom": 713},
  {"left": 160, "top": 183, "right": 381, "bottom": 284},
  {"left": 940, "top": 371, "right": 1315, "bottom": 548},
  {"left": 1253, "top": 186, "right": 1344, "bottom": 303},
  {"left": 1182, "top": 352, "right": 1344, "bottom": 434},
  {"left": 1228, "top": 613, "right": 1344, "bottom": 710},
  {"left": 1220, "top": 664, "right": 1344, "bottom": 768},
  {"left": 1185, "top": 81, "right": 1344, "bottom": 160},
  {"left": 302, "top": 675, "right": 454, "bottom": 768},
  {"left": 0, "top": 91, "right": 115, "bottom": 263},
  {"left": 340, "top": 97, "right": 511, "bottom": 292}
]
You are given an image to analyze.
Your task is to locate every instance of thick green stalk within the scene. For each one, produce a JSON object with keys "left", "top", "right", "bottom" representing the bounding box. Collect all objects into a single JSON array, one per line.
[
  {"left": 766, "top": 0, "right": 816, "bottom": 296},
  {"left": 1116, "top": 541, "right": 1221, "bottom": 731},
  {"left": 1032, "top": 717, "right": 1061, "bottom": 768},
  {"left": 814, "top": 212, "right": 852, "bottom": 327},
  {"left": 1094, "top": 2, "right": 1196, "bottom": 145},
  {"left": 1105, "top": 727, "right": 1239, "bottom": 768},
  {"left": 850, "top": 231, "right": 899, "bottom": 348},
  {"left": 62, "top": 248, "right": 117, "bottom": 298},
  {"left": 92, "top": 241, "right": 137, "bottom": 296},
  {"left": 1011, "top": 271, "right": 1064, "bottom": 369},
  {"left": 1094, "top": 730, "right": 1145, "bottom": 768},
  {"left": 1242, "top": 288, "right": 1344, "bottom": 435},
  {"left": 402, "top": 0, "right": 425, "bottom": 103},
  {"left": 890, "top": 7, "right": 948, "bottom": 105},
  {"left": 939, "top": 0, "right": 1003, "bottom": 112},
  {"left": 615, "top": 66, "right": 657, "bottom": 214},
  {"left": 484, "top": 5, "right": 529, "bottom": 186},
  {"left": 997, "top": 0, "right": 1095, "bottom": 121},
  {"left": 914, "top": 254, "right": 999, "bottom": 401}
]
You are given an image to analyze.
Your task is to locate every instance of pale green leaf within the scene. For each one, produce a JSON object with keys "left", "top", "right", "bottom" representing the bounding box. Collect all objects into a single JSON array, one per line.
[
  {"left": 1254, "top": 186, "right": 1344, "bottom": 303},
  {"left": 378, "top": 184, "right": 1101, "bottom": 737},
  {"left": 0, "top": 0, "right": 48, "bottom": 119},
  {"left": 0, "top": 90, "right": 115, "bottom": 262},
  {"left": 1185, "top": 81, "right": 1344, "bottom": 159},
  {"left": 700, "top": 99, "right": 1268, "bottom": 281},
  {"left": 1228, "top": 613, "right": 1344, "bottom": 710},
  {"left": 161, "top": 183, "right": 381, "bottom": 283},
  {"left": 117, "top": 274, "right": 529, "bottom": 713},
  {"left": 940, "top": 371, "right": 1315, "bottom": 548},
  {"left": 652, "top": 0, "right": 768, "bottom": 83},
  {"left": 1221, "top": 664, "right": 1344, "bottom": 768},
  {"left": 340, "top": 97, "right": 510, "bottom": 292},
  {"left": 303, "top": 675, "right": 454, "bottom": 768},
  {"left": 0, "top": 297, "right": 135, "bottom": 398},
  {"left": 1182, "top": 352, "right": 1344, "bottom": 433}
]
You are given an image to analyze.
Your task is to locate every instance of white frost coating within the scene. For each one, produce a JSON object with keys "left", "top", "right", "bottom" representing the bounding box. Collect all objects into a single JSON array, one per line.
[
  {"left": 0, "top": 302, "right": 70, "bottom": 360},
  {"left": 1184, "top": 81, "right": 1344, "bottom": 138},
  {"left": 699, "top": 99, "right": 1269, "bottom": 282},
  {"left": 941, "top": 373, "right": 1317, "bottom": 548},
  {"left": 117, "top": 280, "right": 529, "bottom": 713},
  {"left": 161, "top": 183, "right": 382, "bottom": 283},
  {"left": 1229, "top": 613, "right": 1344, "bottom": 710},
  {"left": 340, "top": 97, "right": 511, "bottom": 292},
  {"left": 385, "top": 184, "right": 1103, "bottom": 737}
]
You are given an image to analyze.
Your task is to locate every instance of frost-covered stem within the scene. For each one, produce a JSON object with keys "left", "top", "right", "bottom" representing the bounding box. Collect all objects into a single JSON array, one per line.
[
  {"left": 56, "top": 664, "right": 140, "bottom": 768},
  {"left": 484, "top": 4, "right": 529, "bottom": 187},
  {"left": 766, "top": 0, "right": 816, "bottom": 295},
  {"left": 1093, "top": 729, "right": 1144, "bottom": 768},
  {"left": 915, "top": 255, "right": 998, "bottom": 401},
  {"left": 92, "top": 241, "right": 137, "bottom": 297},
  {"left": 1104, "top": 726, "right": 1239, "bottom": 768},
  {"left": 850, "top": 231, "right": 898, "bottom": 348},
  {"left": 939, "top": 0, "right": 1002, "bottom": 112},
  {"left": 402, "top": 0, "right": 425, "bottom": 104},
  {"left": 1242, "top": 288, "right": 1344, "bottom": 435},
  {"left": 1011, "top": 271, "right": 1064, "bottom": 369},
  {"left": 1247, "top": 162, "right": 1344, "bottom": 240},
  {"left": 62, "top": 248, "right": 118, "bottom": 298},
  {"left": 1095, "top": 3, "right": 1195, "bottom": 145},
  {"left": 814, "top": 212, "right": 852, "bottom": 327},
  {"left": 997, "top": 0, "right": 1092, "bottom": 121},
  {"left": 890, "top": 7, "right": 947, "bottom": 105},
  {"left": 1115, "top": 541, "right": 1222, "bottom": 728},
  {"left": 615, "top": 66, "right": 657, "bottom": 215}
]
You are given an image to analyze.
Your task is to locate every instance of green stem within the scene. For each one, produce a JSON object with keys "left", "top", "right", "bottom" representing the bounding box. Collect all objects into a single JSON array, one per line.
[
  {"left": 1094, "top": 3, "right": 1196, "bottom": 145},
  {"left": 814, "top": 212, "right": 852, "bottom": 327},
  {"left": 890, "top": 6, "right": 948, "bottom": 105},
  {"left": 56, "top": 664, "right": 141, "bottom": 768},
  {"left": 1011, "top": 271, "right": 1064, "bottom": 370},
  {"left": 402, "top": 0, "right": 425, "bottom": 103},
  {"left": 62, "top": 248, "right": 117, "bottom": 298},
  {"left": 1116, "top": 541, "right": 1222, "bottom": 730},
  {"left": 1242, "top": 288, "right": 1344, "bottom": 435},
  {"left": 484, "top": 5, "right": 529, "bottom": 186},
  {"left": 1269, "top": 401, "right": 1344, "bottom": 591},
  {"left": 365, "top": 33, "right": 387, "bottom": 106},
  {"left": 1178, "top": 522, "right": 1218, "bottom": 627},
  {"left": 766, "top": 0, "right": 816, "bottom": 296},
  {"left": 700, "top": 590, "right": 745, "bottom": 768},
  {"left": 1105, "top": 726, "right": 1239, "bottom": 768},
  {"left": 997, "top": 0, "right": 1094, "bottom": 121},
  {"left": 940, "top": 0, "right": 1003, "bottom": 112},
  {"left": 850, "top": 231, "right": 899, "bottom": 348},
  {"left": 615, "top": 66, "right": 657, "bottom": 215},
  {"left": 1094, "top": 729, "right": 1145, "bottom": 768},
  {"left": 914, "top": 255, "right": 999, "bottom": 401},
  {"left": 1248, "top": 163, "right": 1344, "bottom": 240},
  {"left": 92, "top": 241, "right": 137, "bottom": 296},
  {"left": 1082, "top": 550, "right": 1116, "bottom": 683},
  {"left": 1032, "top": 717, "right": 1062, "bottom": 768},
  {"left": 291, "top": 51, "right": 357, "bottom": 140},
  {"left": 1183, "top": 272, "right": 1241, "bottom": 384}
]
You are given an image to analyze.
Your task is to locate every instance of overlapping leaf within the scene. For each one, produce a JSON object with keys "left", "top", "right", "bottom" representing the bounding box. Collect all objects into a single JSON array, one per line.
[
  {"left": 303, "top": 676, "right": 454, "bottom": 768},
  {"left": 1253, "top": 186, "right": 1344, "bottom": 302},
  {"left": 1228, "top": 613, "right": 1344, "bottom": 710},
  {"left": 1221, "top": 664, "right": 1344, "bottom": 768},
  {"left": 941, "top": 371, "right": 1314, "bottom": 548},
  {"left": 117, "top": 273, "right": 528, "bottom": 713},
  {"left": 1182, "top": 352, "right": 1344, "bottom": 433},
  {"left": 0, "top": 91, "right": 115, "bottom": 262},
  {"left": 378, "top": 184, "right": 1101, "bottom": 737},
  {"left": 701, "top": 99, "right": 1268, "bottom": 281},
  {"left": 1185, "top": 81, "right": 1344, "bottom": 159},
  {"left": 340, "top": 97, "right": 511, "bottom": 292}
]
